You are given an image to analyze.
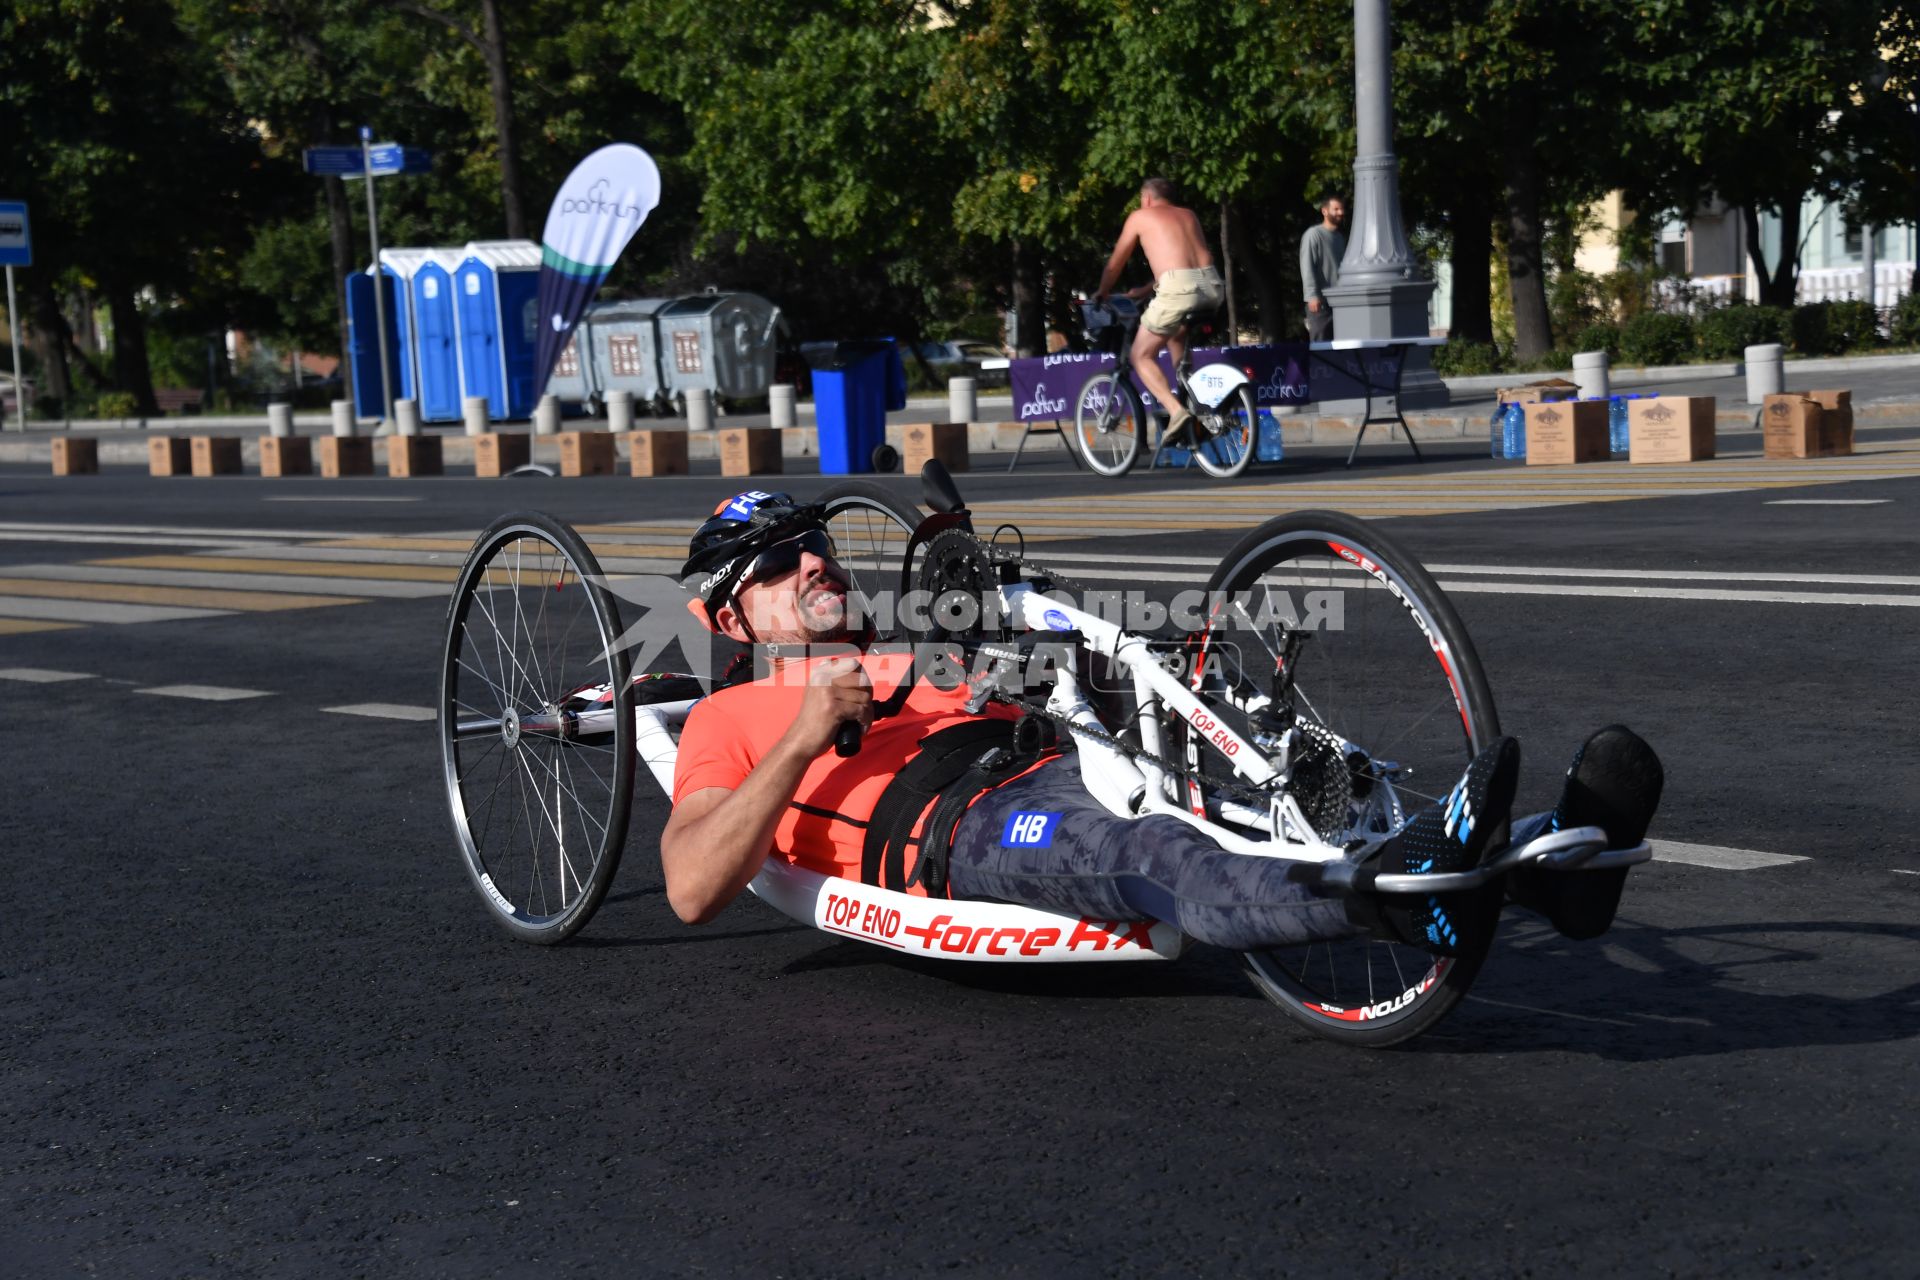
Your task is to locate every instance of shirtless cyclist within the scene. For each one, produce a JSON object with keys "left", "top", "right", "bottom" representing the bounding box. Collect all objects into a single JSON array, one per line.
[{"left": 1092, "top": 177, "right": 1223, "bottom": 445}]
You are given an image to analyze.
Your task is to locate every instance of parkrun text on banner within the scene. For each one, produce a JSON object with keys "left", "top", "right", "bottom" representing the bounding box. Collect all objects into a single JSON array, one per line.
[{"left": 533, "top": 144, "right": 663, "bottom": 397}]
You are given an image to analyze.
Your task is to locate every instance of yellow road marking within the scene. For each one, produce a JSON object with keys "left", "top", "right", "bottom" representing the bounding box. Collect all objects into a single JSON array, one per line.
[
  {"left": 0, "top": 577, "right": 361, "bottom": 612},
  {"left": 94, "top": 556, "right": 461, "bottom": 583},
  {"left": 0, "top": 618, "right": 83, "bottom": 636}
]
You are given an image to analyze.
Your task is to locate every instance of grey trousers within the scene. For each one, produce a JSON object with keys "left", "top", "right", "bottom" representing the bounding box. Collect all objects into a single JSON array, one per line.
[
  {"left": 1304, "top": 304, "right": 1334, "bottom": 342},
  {"left": 945, "top": 755, "right": 1353, "bottom": 951}
]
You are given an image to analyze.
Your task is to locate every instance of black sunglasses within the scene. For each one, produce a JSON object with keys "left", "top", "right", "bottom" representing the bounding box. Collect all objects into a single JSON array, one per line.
[{"left": 736, "top": 528, "right": 837, "bottom": 590}]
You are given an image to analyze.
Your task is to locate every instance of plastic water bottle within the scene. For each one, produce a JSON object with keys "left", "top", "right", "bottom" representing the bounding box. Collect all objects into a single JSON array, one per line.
[
  {"left": 1489, "top": 405, "right": 1504, "bottom": 457},
  {"left": 1256, "top": 409, "right": 1283, "bottom": 463},
  {"left": 1501, "top": 401, "right": 1526, "bottom": 460},
  {"left": 1608, "top": 396, "right": 1630, "bottom": 454}
]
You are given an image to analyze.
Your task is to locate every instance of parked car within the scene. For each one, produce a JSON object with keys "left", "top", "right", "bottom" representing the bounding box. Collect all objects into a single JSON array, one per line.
[{"left": 913, "top": 340, "right": 1009, "bottom": 386}]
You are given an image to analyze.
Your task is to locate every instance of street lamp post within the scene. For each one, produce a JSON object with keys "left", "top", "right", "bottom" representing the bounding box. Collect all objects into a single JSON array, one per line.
[{"left": 1320, "top": 0, "right": 1447, "bottom": 409}]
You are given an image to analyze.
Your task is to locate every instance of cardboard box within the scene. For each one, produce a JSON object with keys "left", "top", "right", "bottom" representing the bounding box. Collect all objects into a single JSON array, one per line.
[
  {"left": 148, "top": 436, "right": 192, "bottom": 476},
  {"left": 473, "top": 432, "right": 531, "bottom": 478},
  {"left": 259, "top": 436, "right": 312, "bottom": 477},
  {"left": 319, "top": 436, "right": 375, "bottom": 477},
  {"left": 628, "top": 429, "right": 689, "bottom": 477},
  {"left": 190, "top": 436, "right": 242, "bottom": 476},
  {"left": 1627, "top": 396, "right": 1716, "bottom": 464},
  {"left": 1496, "top": 378, "right": 1580, "bottom": 406},
  {"left": 1762, "top": 394, "right": 1823, "bottom": 459},
  {"left": 901, "top": 422, "right": 970, "bottom": 475},
  {"left": 51, "top": 437, "right": 98, "bottom": 476},
  {"left": 385, "top": 435, "right": 443, "bottom": 478},
  {"left": 1524, "top": 399, "right": 1609, "bottom": 465},
  {"left": 719, "top": 427, "right": 782, "bottom": 476},
  {"left": 558, "top": 430, "right": 615, "bottom": 477},
  {"left": 1807, "top": 389, "right": 1853, "bottom": 456}
]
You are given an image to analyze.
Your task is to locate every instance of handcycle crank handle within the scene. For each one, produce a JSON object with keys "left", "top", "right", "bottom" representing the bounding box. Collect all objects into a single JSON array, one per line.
[{"left": 835, "top": 720, "right": 863, "bottom": 757}]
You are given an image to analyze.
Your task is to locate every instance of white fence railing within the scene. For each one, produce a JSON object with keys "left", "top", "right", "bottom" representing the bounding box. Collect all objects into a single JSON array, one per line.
[{"left": 1795, "top": 263, "right": 1912, "bottom": 309}]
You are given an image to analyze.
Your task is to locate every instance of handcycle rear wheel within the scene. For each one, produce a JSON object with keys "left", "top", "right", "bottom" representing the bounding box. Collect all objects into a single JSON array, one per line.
[
  {"left": 1191, "top": 384, "right": 1259, "bottom": 479},
  {"left": 1073, "top": 369, "right": 1144, "bottom": 477},
  {"left": 439, "top": 511, "right": 636, "bottom": 944},
  {"left": 1179, "top": 511, "right": 1502, "bottom": 1046},
  {"left": 817, "top": 481, "right": 924, "bottom": 632}
]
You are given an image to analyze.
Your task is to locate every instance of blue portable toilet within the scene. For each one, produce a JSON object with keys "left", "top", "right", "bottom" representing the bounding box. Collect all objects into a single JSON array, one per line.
[
  {"left": 408, "top": 249, "right": 466, "bottom": 422},
  {"left": 453, "top": 240, "right": 541, "bottom": 420},
  {"left": 379, "top": 248, "right": 438, "bottom": 404},
  {"left": 345, "top": 268, "right": 406, "bottom": 419}
]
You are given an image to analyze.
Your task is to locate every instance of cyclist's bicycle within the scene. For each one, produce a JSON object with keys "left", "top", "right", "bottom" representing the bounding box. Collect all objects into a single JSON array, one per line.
[{"left": 1072, "top": 295, "right": 1260, "bottom": 479}]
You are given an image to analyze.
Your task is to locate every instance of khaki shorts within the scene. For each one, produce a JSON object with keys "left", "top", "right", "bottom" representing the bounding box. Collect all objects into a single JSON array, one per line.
[{"left": 1141, "top": 267, "right": 1224, "bottom": 336}]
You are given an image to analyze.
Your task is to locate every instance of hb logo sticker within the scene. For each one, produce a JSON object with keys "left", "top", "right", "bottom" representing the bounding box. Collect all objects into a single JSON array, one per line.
[{"left": 1002, "top": 812, "right": 1058, "bottom": 847}]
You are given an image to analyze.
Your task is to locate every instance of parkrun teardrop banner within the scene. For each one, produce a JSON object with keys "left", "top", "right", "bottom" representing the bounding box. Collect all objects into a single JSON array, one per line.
[{"left": 533, "top": 143, "right": 663, "bottom": 395}]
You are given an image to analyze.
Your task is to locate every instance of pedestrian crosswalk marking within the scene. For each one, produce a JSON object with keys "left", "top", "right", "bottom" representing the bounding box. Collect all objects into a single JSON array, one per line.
[
  {"left": 323, "top": 703, "right": 437, "bottom": 722},
  {"left": 0, "top": 619, "right": 82, "bottom": 636},
  {"left": 96, "top": 555, "right": 462, "bottom": 583},
  {"left": 0, "top": 666, "right": 93, "bottom": 681},
  {"left": 0, "top": 595, "right": 227, "bottom": 624},
  {"left": 0, "top": 576, "right": 363, "bottom": 612}
]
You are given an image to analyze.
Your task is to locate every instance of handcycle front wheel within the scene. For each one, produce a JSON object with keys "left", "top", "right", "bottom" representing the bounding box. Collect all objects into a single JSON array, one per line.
[
  {"left": 1073, "top": 368, "right": 1144, "bottom": 477},
  {"left": 439, "top": 511, "right": 636, "bottom": 944},
  {"left": 1174, "top": 511, "right": 1502, "bottom": 1046}
]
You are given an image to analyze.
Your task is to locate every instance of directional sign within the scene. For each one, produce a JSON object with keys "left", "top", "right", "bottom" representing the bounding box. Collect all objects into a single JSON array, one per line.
[
  {"left": 0, "top": 201, "right": 30, "bottom": 268},
  {"left": 365, "top": 144, "right": 433, "bottom": 176},
  {"left": 303, "top": 147, "right": 366, "bottom": 177}
]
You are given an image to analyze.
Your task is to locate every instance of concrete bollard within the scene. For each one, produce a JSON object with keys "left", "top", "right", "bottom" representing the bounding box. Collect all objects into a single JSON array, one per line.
[
  {"left": 1572, "top": 351, "right": 1610, "bottom": 401},
  {"left": 534, "top": 394, "right": 561, "bottom": 436},
  {"left": 462, "top": 396, "right": 490, "bottom": 437},
  {"left": 1746, "top": 343, "right": 1785, "bottom": 405},
  {"left": 686, "top": 386, "right": 714, "bottom": 433},
  {"left": 395, "top": 398, "right": 421, "bottom": 437},
  {"left": 607, "top": 389, "right": 634, "bottom": 433},
  {"left": 769, "top": 383, "right": 797, "bottom": 430},
  {"left": 330, "top": 400, "right": 357, "bottom": 438},
  {"left": 948, "top": 376, "right": 977, "bottom": 427},
  {"left": 267, "top": 403, "right": 294, "bottom": 438}
]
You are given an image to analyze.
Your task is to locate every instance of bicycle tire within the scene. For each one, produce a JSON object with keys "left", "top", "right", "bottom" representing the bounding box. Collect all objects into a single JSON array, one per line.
[
  {"left": 439, "top": 511, "right": 636, "bottom": 944},
  {"left": 1181, "top": 511, "right": 1502, "bottom": 1046},
  {"left": 1193, "top": 384, "right": 1258, "bottom": 479},
  {"left": 1073, "top": 368, "right": 1143, "bottom": 477},
  {"left": 817, "top": 481, "right": 924, "bottom": 639}
]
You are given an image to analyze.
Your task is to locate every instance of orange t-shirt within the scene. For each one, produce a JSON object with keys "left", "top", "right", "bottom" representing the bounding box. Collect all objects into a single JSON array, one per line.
[{"left": 672, "top": 652, "right": 1024, "bottom": 887}]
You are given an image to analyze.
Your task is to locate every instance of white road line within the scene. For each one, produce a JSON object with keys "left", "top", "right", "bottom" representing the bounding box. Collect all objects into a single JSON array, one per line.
[
  {"left": 0, "top": 667, "right": 94, "bottom": 683},
  {"left": 0, "top": 531, "right": 281, "bottom": 549},
  {"left": 1892, "top": 869, "right": 1920, "bottom": 877},
  {"left": 322, "top": 703, "right": 437, "bottom": 722},
  {"left": 0, "top": 564, "right": 446, "bottom": 598},
  {"left": 1441, "top": 580, "right": 1920, "bottom": 608},
  {"left": 1764, "top": 499, "right": 1890, "bottom": 505},
  {"left": 1653, "top": 840, "right": 1809, "bottom": 870},
  {"left": 262, "top": 496, "right": 422, "bottom": 503},
  {"left": 0, "top": 520, "right": 359, "bottom": 539},
  {"left": 137, "top": 684, "right": 271, "bottom": 701},
  {"left": 203, "top": 545, "right": 461, "bottom": 566},
  {"left": 0, "top": 595, "right": 229, "bottom": 624}
]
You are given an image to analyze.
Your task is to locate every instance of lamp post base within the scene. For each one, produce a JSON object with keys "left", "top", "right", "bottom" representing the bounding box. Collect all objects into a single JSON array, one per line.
[{"left": 1314, "top": 276, "right": 1449, "bottom": 414}]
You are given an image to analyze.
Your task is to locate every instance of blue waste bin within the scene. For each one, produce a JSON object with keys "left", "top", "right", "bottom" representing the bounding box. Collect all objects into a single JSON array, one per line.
[{"left": 811, "top": 339, "right": 908, "bottom": 474}]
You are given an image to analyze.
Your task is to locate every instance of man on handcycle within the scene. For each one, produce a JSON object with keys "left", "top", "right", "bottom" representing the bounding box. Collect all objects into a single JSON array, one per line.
[
  {"left": 1092, "top": 176, "right": 1223, "bottom": 446},
  {"left": 659, "top": 491, "right": 1667, "bottom": 954}
]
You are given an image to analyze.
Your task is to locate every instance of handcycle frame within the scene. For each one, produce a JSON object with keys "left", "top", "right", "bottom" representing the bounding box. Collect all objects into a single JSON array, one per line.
[{"left": 611, "top": 517, "right": 1651, "bottom": 967}]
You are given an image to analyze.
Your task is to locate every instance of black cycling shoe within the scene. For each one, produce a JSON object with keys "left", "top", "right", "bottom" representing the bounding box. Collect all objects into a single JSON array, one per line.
[
  {"left": 1509, "top": 724, "right": 1664, "bottom": 940},
  {"left": 1350, "top": 737, "right": 1521, "bottom": 955}
]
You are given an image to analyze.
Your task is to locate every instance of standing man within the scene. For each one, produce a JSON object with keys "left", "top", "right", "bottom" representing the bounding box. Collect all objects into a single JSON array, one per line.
[
  {"left": 1093, "top": 177, "right": 1222, "bottom": 444},
  {"left": 1300, "top": 194, "right": 1347, "bottom": 343}
]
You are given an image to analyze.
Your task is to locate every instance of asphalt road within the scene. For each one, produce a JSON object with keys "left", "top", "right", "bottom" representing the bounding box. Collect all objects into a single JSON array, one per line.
[{"left": 4, "top": 435, "right": 1918, "bottom": 1275}]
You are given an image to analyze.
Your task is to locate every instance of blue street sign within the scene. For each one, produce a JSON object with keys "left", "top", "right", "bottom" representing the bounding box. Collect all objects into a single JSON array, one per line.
[
  {"left": 0, "top": 201, "right": 30, "bottom": 268},
  {"left": 303, "top": 146, "right": 365, "bottom": 176},
  {"left": 366, "top": 144, "right": 433, "bottom": 176}
]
